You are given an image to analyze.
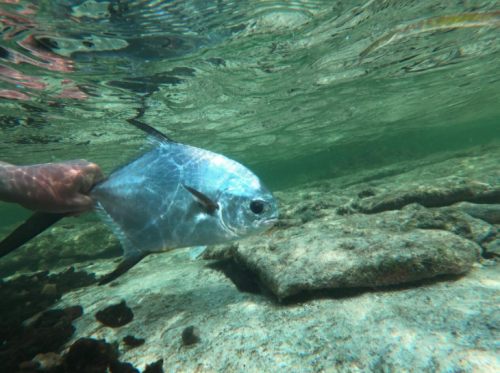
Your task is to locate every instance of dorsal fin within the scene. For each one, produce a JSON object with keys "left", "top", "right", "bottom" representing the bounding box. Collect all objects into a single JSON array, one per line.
[{"left": 126, "top": 118, "right": 176, "bottom": 145}]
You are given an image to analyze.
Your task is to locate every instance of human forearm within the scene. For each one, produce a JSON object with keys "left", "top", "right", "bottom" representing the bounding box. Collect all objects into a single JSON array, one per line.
[{"left": 0, "top": 161, "right": 18, "bottom": 204}]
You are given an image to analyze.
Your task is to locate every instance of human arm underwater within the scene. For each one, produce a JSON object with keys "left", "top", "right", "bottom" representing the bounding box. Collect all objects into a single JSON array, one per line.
[{"left": 0, "top": 160, "right": 104, "bottom": 214}]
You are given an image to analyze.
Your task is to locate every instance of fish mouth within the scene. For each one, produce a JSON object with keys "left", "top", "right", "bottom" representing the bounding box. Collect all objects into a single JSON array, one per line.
[{"left": 260, "top": 216, "right": 279, "bottom": 226}]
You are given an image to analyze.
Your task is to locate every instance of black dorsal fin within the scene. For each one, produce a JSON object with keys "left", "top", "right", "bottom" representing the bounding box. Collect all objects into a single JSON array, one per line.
[{"left": 126, "top": 118, "right": 176, "bottom": 145}]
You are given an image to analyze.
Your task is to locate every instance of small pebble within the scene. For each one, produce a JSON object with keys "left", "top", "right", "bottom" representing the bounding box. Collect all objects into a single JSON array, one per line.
[
  {"left": 32, "top": 352, "right": 61, "bottom": 371},
  {"left": 181, "top": 325, "right": 200, "bottom": 345}
]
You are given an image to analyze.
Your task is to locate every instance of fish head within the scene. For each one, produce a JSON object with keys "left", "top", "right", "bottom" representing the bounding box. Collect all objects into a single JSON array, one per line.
[{"left": 217, "top": 177, "right": 279, "bottom": 238}]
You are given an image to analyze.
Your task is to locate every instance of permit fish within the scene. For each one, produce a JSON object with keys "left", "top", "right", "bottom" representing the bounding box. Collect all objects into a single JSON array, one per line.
[{"left": 0, "top": 119, "right": 279, "bottom": 284}]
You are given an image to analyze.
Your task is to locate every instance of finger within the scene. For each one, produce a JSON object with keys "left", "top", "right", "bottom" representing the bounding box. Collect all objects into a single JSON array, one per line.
[
  {"left": 89, "top": 164, "right": 104, "bottom": 185},
  {"left": 69, "top": 194, "right": 96, "bottom": 212}
]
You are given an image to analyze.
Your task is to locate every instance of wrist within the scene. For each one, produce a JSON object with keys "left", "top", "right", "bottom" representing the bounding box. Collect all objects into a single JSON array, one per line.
[{"left": 0, "top": 162, "right": 17, "bottom": 203}]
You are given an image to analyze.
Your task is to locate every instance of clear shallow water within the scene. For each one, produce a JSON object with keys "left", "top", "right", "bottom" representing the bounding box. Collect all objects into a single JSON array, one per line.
[
  {"left": 1, "top": 0, "right": 500, "bottom": 178},
  {"left": 1, "top": 1, "right": 500, "bottom": 371}
]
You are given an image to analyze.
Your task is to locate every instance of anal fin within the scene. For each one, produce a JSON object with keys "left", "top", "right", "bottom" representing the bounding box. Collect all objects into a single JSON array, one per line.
[
  {"left": 98, "top": 249, "right": 148, "bottom": 285},
  {"left": 95, "top": 204, "right": 148, "bottom": 285}
]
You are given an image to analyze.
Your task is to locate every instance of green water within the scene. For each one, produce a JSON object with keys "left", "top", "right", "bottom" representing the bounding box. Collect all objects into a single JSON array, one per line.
[
  {"left": 1, "top": 1, "right": 500, "bottom": 218},
  {"left": 1, "top": 1, "right": 500, "bottom": 371}
]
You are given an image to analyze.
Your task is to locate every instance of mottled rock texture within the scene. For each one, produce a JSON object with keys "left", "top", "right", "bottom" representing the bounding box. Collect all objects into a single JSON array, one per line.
[
  {"left": 204, "top": 148, "right": 500, "bottom": 298},
  {"left": 4, "top": 143, "right": 500, "bottom": 373},
  {"left": 205, "top": 204, "right": 484, "bottom": 298}
]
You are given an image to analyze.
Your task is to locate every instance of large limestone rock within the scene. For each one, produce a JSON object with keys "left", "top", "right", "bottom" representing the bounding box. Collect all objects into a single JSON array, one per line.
[{"left": 204, "top": 204, "right": 484, "bottom": 298}]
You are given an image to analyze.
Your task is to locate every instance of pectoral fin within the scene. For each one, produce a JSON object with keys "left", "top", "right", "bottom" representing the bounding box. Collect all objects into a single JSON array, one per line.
[{"left": 182, "top": 184, "right": 219, "bottom": 214}]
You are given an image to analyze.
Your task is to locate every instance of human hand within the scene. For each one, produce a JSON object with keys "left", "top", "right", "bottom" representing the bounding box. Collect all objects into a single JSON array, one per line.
[{"left": 0, "top": 160, "right": 104, "bottom": 214}]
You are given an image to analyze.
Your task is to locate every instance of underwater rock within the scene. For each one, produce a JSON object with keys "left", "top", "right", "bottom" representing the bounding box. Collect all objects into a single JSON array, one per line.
[
  {"left": 0, "top": 222, "right": 121, "bottom": 278},
  {"left": 123, "top": 335, "right": 145, "bottom": 348},
  {"left": 95, "top": 300, "right": 134, "bottom": 328},
  {"left": 404, "top": 204, "right": 498, "bottom": 245},
  {"left": 203, "top": 243, "right": 237, "bottom": 261},
  {"left": 181, "top": 326, "right": 201, "bottom": 345},
  {"left": 143, "top": 359, "right": 164, "bottom": 373},
  {"left": 0, "top": 269, "right": 93, "bottom": 373},
  {"left": 63, "top": 338, "right": 119, "bottom": 373},
  {"left": 208, "top": 204, "right": 482, "bottom": 299},
  {"left": 1, "top": 308, "right": 78, "bottom": 373},
  {"left": 32, "top": 352, "right": 61, "bottom": 371},
  {"left": 349, "top": 174, "right": 500, "bottom": 214},
  {"left": 451, "top": 202, "right": 500, "bottom": 224}
]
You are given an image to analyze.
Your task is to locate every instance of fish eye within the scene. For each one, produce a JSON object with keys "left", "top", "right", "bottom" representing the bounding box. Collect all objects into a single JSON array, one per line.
[{"left": 250, "top": 200, "right": 265, "bottom": 214}]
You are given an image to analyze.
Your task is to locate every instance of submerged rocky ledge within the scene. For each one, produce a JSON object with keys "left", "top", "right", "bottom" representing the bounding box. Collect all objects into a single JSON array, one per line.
[{"left": 1, "top": 143, "right": 500, "bottom": 372}]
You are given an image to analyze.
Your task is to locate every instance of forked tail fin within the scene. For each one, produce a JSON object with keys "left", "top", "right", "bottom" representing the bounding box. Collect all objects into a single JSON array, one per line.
[
  {"left": 0, "top": 212, "right": 66, "bottom": 259},
  {"left": 94, "top": 203, "right": 149, "bottom": 285}
]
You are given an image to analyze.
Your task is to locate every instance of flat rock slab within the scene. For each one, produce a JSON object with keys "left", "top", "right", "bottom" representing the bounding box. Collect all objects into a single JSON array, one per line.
[
  {"left": 57, "top": 248, "right": 500, "bottom": 373},
  {"left": 205, "top": 205, "right": 483, "bottom": 299},
  {"left": 347, "top": 173, "right": 500, "bottom": 214}
]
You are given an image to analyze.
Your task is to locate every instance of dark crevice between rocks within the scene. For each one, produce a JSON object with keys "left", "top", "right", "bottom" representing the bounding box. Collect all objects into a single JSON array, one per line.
[
  {"left": 482, "top": 250, "right": 497, "bottom": 259},
  {"left": 280, "top": 273, "right": 467, "bottom": 305},
  {"left": 144, "top": 359, "right": 164, "bottom": 373},
  {"left": 357, "top": 189, "right": 377, "bottom": 199},
  {"left": 207, "top": 260, "right": 264, "bottom": 295},
  {"left": 346, "top": 169, "right": 408, "bottom": 187},
  {"left": 63, "top": 338, "right": 133, "bottom": 373},
  {"left": 208, "top": 259, "right": 469, "bottom": 306},
  {"left": 359, "top": 191, "right": 500, "bottom": 215},
  {"left": 123, "top": 335, "right": 145, "bottom": 348}
]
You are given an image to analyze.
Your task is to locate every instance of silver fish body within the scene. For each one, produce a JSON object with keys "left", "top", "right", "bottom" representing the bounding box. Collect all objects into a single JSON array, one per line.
[
  {"left": 89, "top": 140, "right": 279, "bottom": 283},
  {"left": 0, "top": 120, "right": 278, "bottom": 285}
]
